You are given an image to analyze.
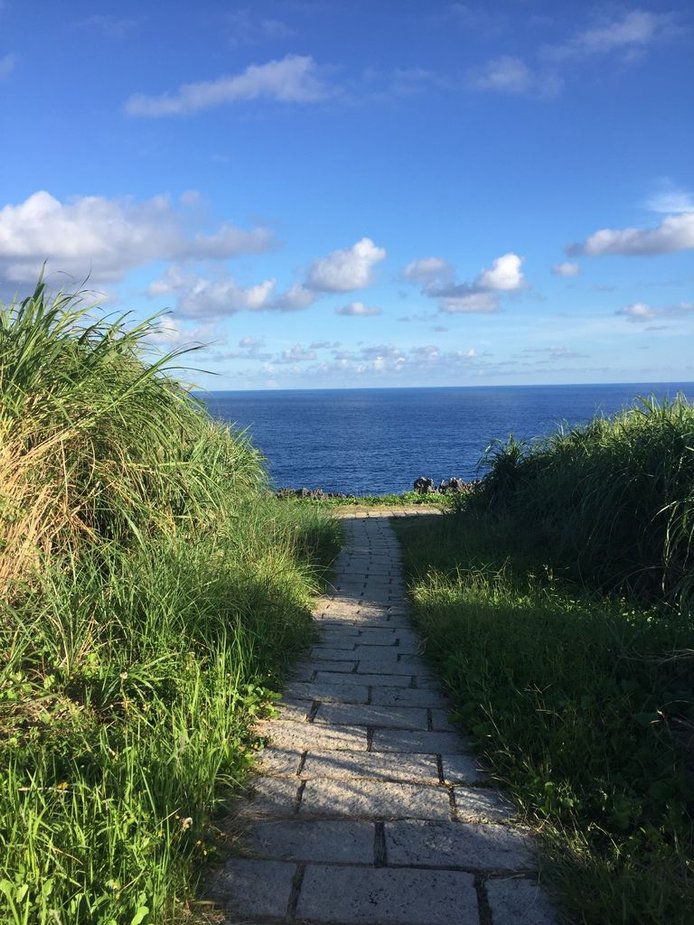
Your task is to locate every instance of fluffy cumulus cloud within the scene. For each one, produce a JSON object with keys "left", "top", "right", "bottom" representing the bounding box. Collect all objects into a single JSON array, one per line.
[
  {"left": 306, "top": 237, "right": 386, "bottom": 292},
  {"left": 336, "top": 301, "right": 381, "bottom": 316},
  {"left": 552, "top": 261, "right": 580, "bottom": 277},
  {"left": 568, "top": 212, "right": 694, "bottom": 257},
  {"left": 404, "top": 251, "right": 525, "bottom": 314},
  {"left": 476, "top": 253, "right": 524, "bottom": 291},
  {"left": 125, "top": 54, "right": 329, "bottom": 117},
  {"left": 0, "top": 190, "right": 273, "bottom": 285},
  {"left": 148, "top": 266, "right": 316, "bottom": 318}
]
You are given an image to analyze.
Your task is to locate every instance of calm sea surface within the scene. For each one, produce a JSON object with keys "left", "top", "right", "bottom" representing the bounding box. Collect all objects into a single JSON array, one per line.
[{"left": 198, "top": 383, "right": 694, "bottom": 495}]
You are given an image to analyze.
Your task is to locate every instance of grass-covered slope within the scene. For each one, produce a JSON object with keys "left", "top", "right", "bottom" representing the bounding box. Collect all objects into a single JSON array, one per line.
[
  {"left": 0, "top": 283, "right": 341, "bottom": 923},
  {"left": 476, "top": 396, "right": 694, "bottom": 606},
  {"left": 393, "top": 397, "right": 694, "bottom": 925}
]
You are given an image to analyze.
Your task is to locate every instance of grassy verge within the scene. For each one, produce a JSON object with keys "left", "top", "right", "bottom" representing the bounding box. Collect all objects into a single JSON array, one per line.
[
  {"left": 0, "top": 283, "right": 341, "bottom": 923},
  {"left": 393, "top": 399, "right": 694, "bottom": 925}
]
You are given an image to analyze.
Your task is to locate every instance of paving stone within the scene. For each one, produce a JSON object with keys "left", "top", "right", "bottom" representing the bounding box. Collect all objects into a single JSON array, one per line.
[
  {"left": 254, "top": 746, "right": 303, "bottom": 777},
  {"left": 296, "top": 865, "right": 478, "bottom": 925},
  {"left": 236, "top": 776, "right": 300, "bottom": 817},
  {"left": 311, "top": 645, "right": 357, "bottom": 659},
  {"left": 273, "top": 700, "right": 311, "bottom": 723},
  {"left": 454, "top": 787, "right": 517, "bottom": 823},
  {"left": 486, "top": 877, "right": 558, "bottom": 924},
  {"left": 243, "top": 819, "right": 375, "bottom": 863},
  {"left": 320, "top": 671, "right": 413, "bottom": 687},
  {"left": 300, "top": 778, "right": 451, "bottom": 819},
  {"left": 206, "top": 858, "right": 295, "bottom": 919},
  {"left": 372, "top": 729, "right": 463, "bottom": 754},
  {"left": 356, "top": 655, "right": 413, "bottom": 674},
  {"left": 440, "top": 753, "right": 487, "bottom": 784},
  {"left": 314, "top": 702, "right": 428, "bottom": 729},
  {"left": 307, "top": 658, "right": 358, "bottom": 672},
  {"left": 353, "top": 630, "right": 398, "bottom": 645},
  {"left": 370, "top": 685, "right": 449, "bottom": 708},
  {"left": 430, "top": 708, "right": 457, "bottom": 731},
  {"left": 301, "top": 749, "right": 440, "bottom": 783},
  {"left": 256, "top": 719, "right": 368, "bottom": 751},
  {"left": 385, "top": 820, "right": 536, "bottom": 870},
  {"left": 282, "top": 680, "right": 369, "bottom": 704}
]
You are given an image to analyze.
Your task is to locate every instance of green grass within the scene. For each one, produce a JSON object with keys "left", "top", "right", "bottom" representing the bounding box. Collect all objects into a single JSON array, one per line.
[
  {"left": 286, "top": 490, "right": 455, "bottom": 508},
  {"left": 394, "top": 496, "right": 693, "bottom": 922},
  {"left": 474, "top": 396, "right": 694, "bottom": 607},
  {"left": 0, "top": 282, "right": 341, "bottom": 923}
]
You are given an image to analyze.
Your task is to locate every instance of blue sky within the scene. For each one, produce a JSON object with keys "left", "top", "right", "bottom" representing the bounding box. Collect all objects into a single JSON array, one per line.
[{"left": 1, "top": 1, "right": 692, "bottom": 389}]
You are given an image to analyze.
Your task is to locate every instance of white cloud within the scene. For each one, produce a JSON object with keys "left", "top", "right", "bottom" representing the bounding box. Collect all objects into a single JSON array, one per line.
[
  {"left": 439, "top": 292, "right": 499, "bottom": 314},
  {"left": 471, "top": 56, "right": 533, "bottom": 94},
  {"left": 552, "top": 261, "right": 580, "bottom": 277},
  {"left": 476, "top": 252, "right": 524, "bottom": 291},
  {"left": 617, "top": 301, "right": 694, "bottom": 323},
  {"left": 0, "top": 53, "right": 16, "bottom": 79},
  {"left": 568, "top": 212, "right": 694, "bottom": 256},
  {"left": 278, "top": 344, "right": 317, "bottom": 364},
  {"left": 645, "top": 180, "right": 694, "bottom": 214},
  {"left": 561, "top": 11, "right": 676, "bottom": 58},
  {"left": 402, "top": 256, "right": 454, "bottom": 284},
  {"left": 469, "top": 55, "right": 561, "bottom": 98},
  {"left": 404, "top": 251, "right": 524, "bottom": 314},
  {"left": 307, "top": 237, "right": 386, "bottom": 292},
  {"left": 616, "top": 302, "right": 657, "bottom": 322},
  {"left": 125, "top": 54, "right": 329, "bottom": 117},
  {"left": 149, "top": 266, "right": 315, "bottom": 318},
  {"left": 0, "top": 190, "right": 273, "bottom": 285},
  {"left": 336, "top": 301, "right": 381, "bottom": 316}
]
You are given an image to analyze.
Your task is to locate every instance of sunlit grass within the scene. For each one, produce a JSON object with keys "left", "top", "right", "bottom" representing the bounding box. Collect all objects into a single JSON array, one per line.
[{"left": 0, "top": 281, "right": 341, "bottom": 922}]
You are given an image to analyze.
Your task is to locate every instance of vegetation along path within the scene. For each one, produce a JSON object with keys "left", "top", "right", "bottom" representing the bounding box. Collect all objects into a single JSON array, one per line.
[{"left": 207, "top": 511, "right": 557, "bottom": 925}]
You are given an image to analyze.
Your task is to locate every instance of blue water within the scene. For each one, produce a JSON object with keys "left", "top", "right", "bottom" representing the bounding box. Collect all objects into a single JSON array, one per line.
[{"left": 198, "top": 383, "right": 694, "bottom": 495}]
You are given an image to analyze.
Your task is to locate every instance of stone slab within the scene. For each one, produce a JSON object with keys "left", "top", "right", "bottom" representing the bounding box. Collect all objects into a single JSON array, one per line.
[
  {"left": 311, "top": 646, "right": 357, "bottom": 659},
  {"left": 301, "top": 749, "right": 440, "bottom": 783},
  {"left": 296, "top": 865, "right": 478, "bottom": 925},
  {"left": 206, "top": 858, "right": 295, "bottom": 919},
  {"left": 243, "top": 819, "right": 375, "bottom": 864},
  {"left": 355, "top": 656, "right": 414, "bottom": 675},
  {"left": 314, "top": 702, "right": 428, "bottom": 730},
  {"left": 370, "top": 685, "right": 449, "bottom": 708},
  {"left": 372, "top": 729, "right": 463, "bottom": 754},
  {"left": 430, "top": 708, "right": 456, "bottom": 731},
  {"left": 385, "top": 820, "right": 535, "bottom": 870},
  {"left": 320, "top": 671, "right": 413, "bottom": 687},
  {"left": 257, "top": 719, "right": 368, "bottom": 751},
  {"left": 254, "top": 747, "right": 303, "bottom": 777},
  {"left": 486, "top": 877, "right": 558, "bottom": 925},
  {"left": 282, "top": 681, "right": 369, "bottom": 704},
  {"left": 236, "top": 776, "right": 300, "bottom": 817},
  {"left": 300, "top": 779, "right": 452, "bottom": 820},
  {"left": 440, "top": 753, "right": 487, "bottom": 785},
  {"left": 307, "top": 658, "right": 358, "bottom": 672},
  {"left": 453, "top": 787, "right": 517, "bottom": 823}
]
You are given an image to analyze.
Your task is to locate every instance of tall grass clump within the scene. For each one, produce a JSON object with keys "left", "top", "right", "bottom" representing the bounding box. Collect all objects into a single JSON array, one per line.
[
  {"left": 476, "top": 396, "right": 694, "bottom": 605},
  {"left": 0, "top": 281, "right": 341, "bottom": 923}
]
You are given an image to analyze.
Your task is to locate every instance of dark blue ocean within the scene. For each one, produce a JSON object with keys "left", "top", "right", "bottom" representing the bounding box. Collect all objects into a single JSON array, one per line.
[{"left": 198, "top": 383, "right": 694, "bottom": 495}]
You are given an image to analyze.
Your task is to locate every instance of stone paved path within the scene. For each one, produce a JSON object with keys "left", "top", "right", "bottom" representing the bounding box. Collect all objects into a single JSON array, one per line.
[{"left": 208, "top": 512, "right": 557, "bottom": 925}]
